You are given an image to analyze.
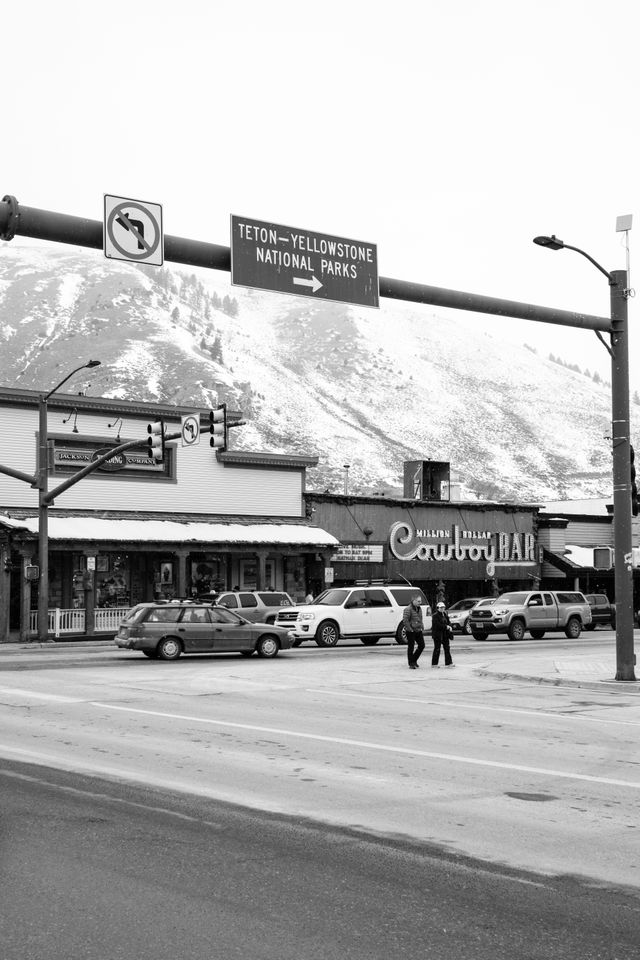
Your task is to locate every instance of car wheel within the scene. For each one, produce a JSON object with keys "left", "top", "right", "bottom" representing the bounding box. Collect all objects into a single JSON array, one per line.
[
  {"left": 360, "top": 637, "right": 380, "bottom": 646},
  {"left": 240, "top": 650, "right": 254, "bottom": 657},
  {"left": 256, "top": 635, "right": 280, "bottom": 658},
  {"left": 316, "top": 620, "right": 340, "bottom": 647},
  {"left": 463, "top": 618, "right": 472, "bottom": 636},
  {"left": 142, "top": 649, "right": 158, "bottom": 659},
  {"left": 157, "top": 637, "right": 182, "bottom": 661},
  {"left": 507, "top": 619, "right": 526, "bottom": 642},
  {"left": 529, "top": 629, "right": 545, "bottom": 639},
  {"left": 291, "top": 638, "right": 303, "bottom": 647},
  {"left": 395, "top": 623, "right": 408, "bottom": 645},
  {"left": 565, "top": 617, "right": 581, "bottom": 639}
]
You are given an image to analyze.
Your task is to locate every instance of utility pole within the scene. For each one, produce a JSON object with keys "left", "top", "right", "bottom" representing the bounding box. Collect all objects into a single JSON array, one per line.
[{"left": 609, "top": 270, "right": 635, "bottom": 679}]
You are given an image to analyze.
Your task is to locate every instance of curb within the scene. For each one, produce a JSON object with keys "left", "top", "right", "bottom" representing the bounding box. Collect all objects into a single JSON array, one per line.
[
  {"left": 474, "top": 666, "right": 640, "bottom": 691},
  {"left": 0, "top": 640, "right": 116, "bottom": 653}
]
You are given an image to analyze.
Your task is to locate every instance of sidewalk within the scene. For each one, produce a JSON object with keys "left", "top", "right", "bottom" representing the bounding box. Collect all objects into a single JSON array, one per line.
[
  {"left": 1, "top": 640, "right": 639, "bottom": 690},
  {"left": 0, "top": 638, "right": 117, "bottom": 668},
  {"left": 476, "top": 654, "right": 640, "bottom": 690}
]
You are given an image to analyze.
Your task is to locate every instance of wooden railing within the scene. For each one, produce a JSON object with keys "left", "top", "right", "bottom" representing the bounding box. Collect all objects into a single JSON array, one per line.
[{"left": 28, "top": 607, "right": 131, "bottom": 638}]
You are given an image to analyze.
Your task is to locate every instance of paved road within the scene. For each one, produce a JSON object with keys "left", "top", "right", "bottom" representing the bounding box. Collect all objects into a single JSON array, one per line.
[
  {"left": 2, "top": 760, "right": 639, "bottom": 960},
  {"left": 1, "top": 635, "right": 640, "bottom": 957}
]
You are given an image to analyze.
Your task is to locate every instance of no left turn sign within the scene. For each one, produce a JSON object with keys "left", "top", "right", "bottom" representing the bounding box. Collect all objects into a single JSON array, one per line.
[
  {"left": 181, "top": 414, "right": 200, "bottom": 447},
  {"left": 104, "top": 193, "right": 164, "bottom": 266}
]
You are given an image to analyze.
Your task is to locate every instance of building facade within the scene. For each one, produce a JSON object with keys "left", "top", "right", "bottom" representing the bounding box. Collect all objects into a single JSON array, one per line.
[
  {"left": 304, "top": 491, "right": 541, "bottom": 607},
  {"left": 0, "top": 388, "right": 337, "bottom": 641}
]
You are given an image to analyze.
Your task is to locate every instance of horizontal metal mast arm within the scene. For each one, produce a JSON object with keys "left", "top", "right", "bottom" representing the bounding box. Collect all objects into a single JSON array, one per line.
[
  {"left": 0, "top": 200, "right": 231, "bottom": 272},
  {"left": 378, "top": 276, "right": 611, "bottom": 332},
  {"left": 0, "top": 197, "right": 611, "bottom": 332},
  {"left": 0, "top": 462, "right": 37, "bottom": 485}
]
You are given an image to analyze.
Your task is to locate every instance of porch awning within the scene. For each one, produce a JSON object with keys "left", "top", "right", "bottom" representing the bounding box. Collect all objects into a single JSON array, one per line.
[
  {"left": 542, "top": 546, "right": 595, "bottom": 574},
  {"left": 0, "top": 514, "right": 339, "bottom": 549}
]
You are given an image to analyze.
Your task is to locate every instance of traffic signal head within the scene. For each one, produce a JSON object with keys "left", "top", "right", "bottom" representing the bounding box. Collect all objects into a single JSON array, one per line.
[
  {"left": 593, "top": 546, "right": 614, "bottom": 570},
  {"left": 631, "top": 444, "right": 638, "bottom": 517},
  {"left": 209, "top": 403, "right": 227, "bottom": 451},
  {"left": 147, "top": 420, "right": 165, "bottom": 462}
]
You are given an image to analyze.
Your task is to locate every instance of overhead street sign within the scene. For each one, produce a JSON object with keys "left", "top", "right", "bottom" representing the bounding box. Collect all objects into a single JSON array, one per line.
[
  {"left": 104, "top": 194, "right": 163, "bottom": 266},
  {"left": 231, "top": 215, "right": 379, "bottom": 308}
]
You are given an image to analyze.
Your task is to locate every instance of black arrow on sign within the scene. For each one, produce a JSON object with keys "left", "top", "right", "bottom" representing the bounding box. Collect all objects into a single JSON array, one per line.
[{"left": 116, "top": 213, "right": 146, "bottom": 250}]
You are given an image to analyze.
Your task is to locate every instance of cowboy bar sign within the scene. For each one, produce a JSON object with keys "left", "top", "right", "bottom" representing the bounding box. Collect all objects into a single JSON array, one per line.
[{"left": 389, "top": 522, "right": 536, "bottom": 567}]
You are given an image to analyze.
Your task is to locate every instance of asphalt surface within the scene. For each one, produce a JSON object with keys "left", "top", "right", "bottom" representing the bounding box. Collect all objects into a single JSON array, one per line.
[
  {"left": 2, "top": 760, "right": 640, "bottom": 960},
  {"left": 2, "top": 630, "right": 640, "bottom": 959}
]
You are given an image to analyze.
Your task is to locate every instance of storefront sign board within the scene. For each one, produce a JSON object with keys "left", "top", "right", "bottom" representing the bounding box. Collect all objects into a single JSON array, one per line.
[{"left": 334, "top": 544, "right": 383, "bottom": 563}]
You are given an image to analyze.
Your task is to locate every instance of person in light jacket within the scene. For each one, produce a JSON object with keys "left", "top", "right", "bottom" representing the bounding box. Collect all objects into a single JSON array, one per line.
[
  {"left": 402, "top": 595, "right": 425, "bottom": 669},
  {"left": 431, "top": 601, "right": 454, "bottom": 668}
]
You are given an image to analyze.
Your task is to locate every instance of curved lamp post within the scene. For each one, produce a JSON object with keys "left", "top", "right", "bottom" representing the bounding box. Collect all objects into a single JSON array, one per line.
[
  {"left": 533, "top": 236, "right": 635, "bottom": 681},
  {"left": 37, "top": 360, "right": 101, "bottom": 642}
]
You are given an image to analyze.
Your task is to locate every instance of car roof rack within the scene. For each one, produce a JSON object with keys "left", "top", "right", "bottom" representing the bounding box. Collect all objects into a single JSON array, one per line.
[{"left": 352, "top": 579, "right": 415, "bottom": 587}]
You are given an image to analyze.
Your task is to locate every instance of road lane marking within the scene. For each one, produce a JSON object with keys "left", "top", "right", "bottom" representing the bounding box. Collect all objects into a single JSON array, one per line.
[
  {"left": 91, "top": 702, "right": 640, "bottom": 791},
  {"left": 305, "top": 689, "right": 640, "bottom": 727},
  {"left": 0, "top": 766, "right": 226, "bottom": 828},
  {"left": 0, "top": 687, "right": 86, "bottom": 703}
]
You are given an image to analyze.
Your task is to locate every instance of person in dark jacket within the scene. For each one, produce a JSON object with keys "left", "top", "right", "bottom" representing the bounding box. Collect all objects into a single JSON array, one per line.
[
  {"left": 431, "top": 601, "right": 454, "bottom": 668},
  {"left": 403, "top": 595, "right": 425, "bottom": 669}
]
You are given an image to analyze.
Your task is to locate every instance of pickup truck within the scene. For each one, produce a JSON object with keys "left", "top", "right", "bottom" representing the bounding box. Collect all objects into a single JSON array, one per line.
[
  {"left": 584, "top": 594, "right": 616, "bottom": 630},
  {"left": 468, "top": 590, "right": 592, "bottom": 641}
]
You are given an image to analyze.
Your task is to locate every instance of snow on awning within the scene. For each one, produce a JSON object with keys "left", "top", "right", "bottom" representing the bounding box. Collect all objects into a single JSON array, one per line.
[
  {"left": 543, "top": 545, "right": 595, "bottom": 572},
  {"left": 564, "top": 545, "right": 596, "bottom": 568},
  {"left": 0, "top": 515, "right": 339, "bottom": 548}
]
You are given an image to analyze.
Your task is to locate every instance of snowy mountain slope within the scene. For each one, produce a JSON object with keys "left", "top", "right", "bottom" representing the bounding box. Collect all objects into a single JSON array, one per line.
[{"left": 0, "top": 242, "right": 636, "bottom": 500}]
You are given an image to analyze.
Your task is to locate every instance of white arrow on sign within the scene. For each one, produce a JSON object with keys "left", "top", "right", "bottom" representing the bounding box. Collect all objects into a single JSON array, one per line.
[{"left": 293, "top": 275, "right": 323, "bottom": 293}]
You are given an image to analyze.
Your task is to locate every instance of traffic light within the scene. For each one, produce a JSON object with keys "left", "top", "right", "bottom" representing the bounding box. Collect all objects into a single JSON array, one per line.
[
  {"left": 209, "top": 404, "right": 227, "bottom": 451},
  {"left": 631, "top": 444, "right": 638, "bottom": 517},
  {"left": 147, "top": 420, "right": 165, "bottom": 462},
  {"left": 593, "top": 547, "right": 614, "bottom": 570}
]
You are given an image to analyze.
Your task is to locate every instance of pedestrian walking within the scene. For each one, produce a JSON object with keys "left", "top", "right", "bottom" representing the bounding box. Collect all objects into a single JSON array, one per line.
[
  {"left": 431, "top": 601, "right": 454, "bottom": 668},
  {"left": 403, "top": 594, "right": 425, "bottom": 669}
]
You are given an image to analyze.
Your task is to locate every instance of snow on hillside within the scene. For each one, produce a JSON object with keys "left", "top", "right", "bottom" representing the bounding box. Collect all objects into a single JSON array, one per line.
[{"left": 0, "top": 242, "right": 637, "bottom": 500}]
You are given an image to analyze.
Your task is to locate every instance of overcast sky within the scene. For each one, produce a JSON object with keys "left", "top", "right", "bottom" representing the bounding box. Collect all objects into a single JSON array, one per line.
[{"left": 4, "top": 0, "right": 639, "bottom": 387}]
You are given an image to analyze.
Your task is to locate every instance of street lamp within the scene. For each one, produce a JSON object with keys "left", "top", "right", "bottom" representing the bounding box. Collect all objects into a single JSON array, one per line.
[
  {"left": 533, "top": 236, "right": 635, "bottom": 681},
  {"left": 343, "top": 464, "right": 350, "bottom": 496},
  {"left": 36, "top": 360, "right": 101, "bottom": 642}
]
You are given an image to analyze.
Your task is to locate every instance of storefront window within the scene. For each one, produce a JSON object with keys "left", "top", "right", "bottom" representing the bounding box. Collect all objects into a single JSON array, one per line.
[
  {"left": 96, "top": 554, "right": 130, "bottom": 607},
  {"left": 189, "top": 555, "right": 225, "bottom": 596}
]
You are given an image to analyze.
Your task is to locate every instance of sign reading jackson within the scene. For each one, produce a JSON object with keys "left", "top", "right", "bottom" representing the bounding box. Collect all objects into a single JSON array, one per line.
[{"left": 231, "top": 215, "right": 379, "bottom": 308}]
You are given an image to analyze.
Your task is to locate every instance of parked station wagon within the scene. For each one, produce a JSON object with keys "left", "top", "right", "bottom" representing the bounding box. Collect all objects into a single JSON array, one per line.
[{"left": 115, "top": 602, "right": 293, "bottom": 660}]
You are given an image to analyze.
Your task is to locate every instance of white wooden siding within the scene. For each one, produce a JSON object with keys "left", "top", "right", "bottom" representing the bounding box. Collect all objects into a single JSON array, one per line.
[
  {"left": 565, "top": 520, "right": 613, "bottom": 547},
  {"left": 0, "top": 405, "right": 304, "bottom": 517}
]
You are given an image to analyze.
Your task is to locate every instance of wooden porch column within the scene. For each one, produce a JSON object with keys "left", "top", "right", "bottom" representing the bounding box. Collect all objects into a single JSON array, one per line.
[
  {"left": 255, "top": 550, "right": 269, "bottom": 590},
  {"left": 176, "top": 550, "right": 189, "bottom": 598},
  {"left": 320, "top": 551, "right": 334, "bottom": 589},
  {"left": 83, "top": 554, "right": 96, "bottom": 637}
]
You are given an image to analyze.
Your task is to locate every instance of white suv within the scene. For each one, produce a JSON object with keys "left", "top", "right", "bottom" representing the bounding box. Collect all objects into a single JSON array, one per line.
[{"left": 274, "top": 584, "right": 432, "bottom": 647}]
